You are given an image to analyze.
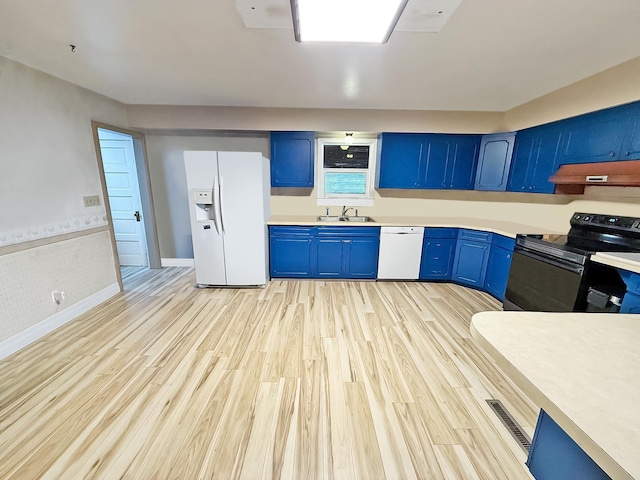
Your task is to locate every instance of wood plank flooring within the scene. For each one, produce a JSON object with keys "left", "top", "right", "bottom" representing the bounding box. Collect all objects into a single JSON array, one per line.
[{"left": 0, "top": 267, "right": 539, "bottom": 479}]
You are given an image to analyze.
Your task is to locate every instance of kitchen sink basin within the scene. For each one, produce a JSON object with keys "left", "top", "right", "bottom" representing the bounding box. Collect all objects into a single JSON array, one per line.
[
  {"left": 344, "top": 216, "right": 375, "bottom": 222},
  {"left": 316, "top": 215, "right": 375, "bottom": 223}
]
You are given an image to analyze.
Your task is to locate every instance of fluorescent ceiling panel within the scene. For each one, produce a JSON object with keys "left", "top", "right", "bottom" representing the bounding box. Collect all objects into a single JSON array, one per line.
[
  {"left": 235, "top": 0, "right": 464, "bottom": 34},
  {"left": 292, "top": 0, "right": 409, "bottom": 43}
]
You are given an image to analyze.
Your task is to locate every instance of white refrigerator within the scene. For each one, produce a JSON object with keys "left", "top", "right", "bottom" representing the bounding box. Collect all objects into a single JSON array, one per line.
[{"left": 184, "top": 151, "right": 270, "bottom": 287}]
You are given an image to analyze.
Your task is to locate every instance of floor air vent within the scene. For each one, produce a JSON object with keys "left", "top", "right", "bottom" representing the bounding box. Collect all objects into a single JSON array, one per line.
[{"left": 486, "top": 399, "right": 531, "bottom": 453}]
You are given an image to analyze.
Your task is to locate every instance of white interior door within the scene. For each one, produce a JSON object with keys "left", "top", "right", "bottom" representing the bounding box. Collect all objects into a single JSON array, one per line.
[{"left": 98, "top": 129, "right": 148, "bottom": 267}]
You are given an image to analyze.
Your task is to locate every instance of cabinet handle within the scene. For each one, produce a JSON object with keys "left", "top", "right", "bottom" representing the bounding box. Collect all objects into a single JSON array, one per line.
[
  {"left": 609, "top": 152, "right": 615, "bottom": 157},
  {"left": 625, "top": 151, "right": 631, "bottom": 156}
]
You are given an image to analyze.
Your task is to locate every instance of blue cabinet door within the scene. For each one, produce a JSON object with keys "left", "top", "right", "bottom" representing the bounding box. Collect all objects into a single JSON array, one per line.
[
  {"left": 270, "top": 227, "right": 313, "bottom": 278},
  {"left": 484, "top": 245, "right": 513, "bottom": 300},
  {"left": 423, "top": 135, "right": 452, "bottom": 188},
  {"left": 452, "top": 238, "right": 491, "bottom": 287},
  {"left": 475, "top": 132, "right": 516, "bottom": 191},
  {"left": 527, "top": 410, "right": 611, "bottom": 480},
  {"left": 618, "top": 270, "right": 640, "bottom": 313},
  {"left": 529, "top": 128, "right": 564, "bottom": 193},
  {"left": 419, "top": 237, "right": 456, "bottom": 280},
  {"left": 377, "top": 133, "right": 426, "bottom": 188},
  {"left": 620, "top": 103, "right": 640, "bottom": 160},
  {"left": 508, "top": 129, "right": 537, "bottom": 192},
  {"left": 346, "top": 238, "right": 380, "bottom": 278},
  {"left": 315, "top": 238, "right": 344, "bottom": 277},
  {"left": 449, "top": 136, "right": 481, "bottom": 190},
  {"left": 270, "top": 131, "right": 315, "bottom": 187},
  {"left": 620, "top": 292, "right": 640, "bottom": 314},
  {"left": 557, "top": 109, "right": 628, "bottom": 164},
  {"left": 508, "top": 126, "right": 563, "bottom": 194}
]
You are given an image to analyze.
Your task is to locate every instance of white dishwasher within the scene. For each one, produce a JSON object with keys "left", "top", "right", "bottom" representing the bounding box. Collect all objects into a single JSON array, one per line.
[{"left": 377, "top": 226, "right": 425, "bottom": 279}]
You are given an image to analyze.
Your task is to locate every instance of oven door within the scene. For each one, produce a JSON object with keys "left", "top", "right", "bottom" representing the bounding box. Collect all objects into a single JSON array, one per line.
[{"left": 504, "top": 248, "right": 585, "bottom": 312}]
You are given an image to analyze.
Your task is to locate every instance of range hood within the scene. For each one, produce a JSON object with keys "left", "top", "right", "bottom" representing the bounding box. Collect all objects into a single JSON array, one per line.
[{"left": 549, "top": 160, "right": 640, "bottom": 194}]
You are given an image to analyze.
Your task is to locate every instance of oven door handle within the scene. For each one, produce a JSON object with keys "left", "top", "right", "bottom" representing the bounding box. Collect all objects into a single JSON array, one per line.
[{"left": 514, "top": 249, "right": 585, "bottom": 275}]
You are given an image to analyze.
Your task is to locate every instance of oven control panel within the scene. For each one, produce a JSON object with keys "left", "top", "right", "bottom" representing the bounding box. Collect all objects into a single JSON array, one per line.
[{"left": 572, "top": 212, "right": 640, "bottom": 231}]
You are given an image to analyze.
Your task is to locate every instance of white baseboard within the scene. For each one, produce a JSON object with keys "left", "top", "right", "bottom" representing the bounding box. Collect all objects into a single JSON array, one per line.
[
  {"left": 0, "top": 282, "right": 120, "bottom": 361},
  {"left": 161, "top": 258, "right": 195, "bottom": 267}
]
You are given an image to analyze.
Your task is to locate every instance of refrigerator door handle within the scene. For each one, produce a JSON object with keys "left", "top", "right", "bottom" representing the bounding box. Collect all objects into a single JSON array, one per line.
[
  {"left": 219, "top": 176, "right": 225, "bottom": 233},
  {"left": 212, "top": 177, "right": 220, "bottom": 234}
]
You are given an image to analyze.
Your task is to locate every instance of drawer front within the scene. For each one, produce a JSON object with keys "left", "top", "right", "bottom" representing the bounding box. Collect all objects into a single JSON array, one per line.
[
  {"left": 315, "top": 226, "right": 380, "bottom": 237},
  {"left": 492, "top": 233, "right": 515, "bottom": 250},
  {"left": 424, "top": 227, "right": 458, "bottom": 238},
  {"left": 270, "top": 226, "right": 313, "bottom": 237},
  {"left": 458, "top": 229, "right": 493, "bottom": 243}
]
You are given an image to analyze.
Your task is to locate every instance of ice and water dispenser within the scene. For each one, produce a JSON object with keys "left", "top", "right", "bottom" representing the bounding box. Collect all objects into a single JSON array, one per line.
[{"left": 192, "top": 190, "right": 214, "bottom": 222}]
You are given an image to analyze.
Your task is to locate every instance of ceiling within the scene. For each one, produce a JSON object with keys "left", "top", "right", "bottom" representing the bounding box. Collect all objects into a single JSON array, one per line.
[{"left": 1, "top": 0, "right": 639, "bottom": 112}]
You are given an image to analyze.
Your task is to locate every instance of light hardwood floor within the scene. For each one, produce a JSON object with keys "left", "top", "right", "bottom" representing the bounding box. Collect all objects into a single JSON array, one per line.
[{"left": 0, "top": 267, "right": 538, "bottom": 479}]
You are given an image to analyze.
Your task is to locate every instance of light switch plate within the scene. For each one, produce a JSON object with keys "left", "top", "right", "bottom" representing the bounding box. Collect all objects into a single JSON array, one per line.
[{"left": 83, "top": 195, "right": 101, "bottom": 207}]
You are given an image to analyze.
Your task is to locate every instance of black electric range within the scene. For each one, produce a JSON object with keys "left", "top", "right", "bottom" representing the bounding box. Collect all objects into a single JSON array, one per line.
[{"left": 504, "top": 213, "right": 640, "bottom": 312}]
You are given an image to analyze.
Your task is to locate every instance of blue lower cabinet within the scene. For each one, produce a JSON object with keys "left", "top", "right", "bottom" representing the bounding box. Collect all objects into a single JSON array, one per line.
[
  {"left": 620, "top": 291, "right": 640, "bottom": 313},
  {"left": 527, "top": 410, "right": 611, "bottom": 480},
  {"left": 484, "top": 235, "right": 516, "bottom": 301},
  {"left": 271, "top": 226, "right": 379, "bottom": 279},
  {"left": 451, "top": 230, "right": 491, "bottom": 287},
  {"left": 315, "top": 238, "right": 344, "bottom": 277},
  {"left": 616, "top": 270, "right": 640, "bottom": 313},
  {"left": 347, "top": 238, "right": 380, "bottom": 278},
  {"left": 269, "top": 227, "right": 313, "bottom": 278},
  {"left": 420, "top": 228, "right": 458, "bottom": 280}
]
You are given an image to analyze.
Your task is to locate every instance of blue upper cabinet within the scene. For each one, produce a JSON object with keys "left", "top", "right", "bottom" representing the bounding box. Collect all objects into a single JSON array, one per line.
[
  {"left": 556, "top": 106, "right": 630, "bottom": 164},
  {"left": 620, "top": 102, "right": 640, "bottom": 160},
  {"left": 474, "top": 132, "right": 516, "bottom": 191},
  {"left": 270, "top": 131, "right": 315, "bottom": 188},
  {"left": 508, "top": 125, "right": 564, "bottom": 193},
  {"left": 378, "top": 133, "right": 480, "bottom": 190},
  {"left": 449, "top": 136, "right": 482, "bottom": 190},
  {"left": 423, "top": 135, "right": 452, "bottom": 188},
  {"left": 378, "top": 133, "right": 426, "bottom": 188}
]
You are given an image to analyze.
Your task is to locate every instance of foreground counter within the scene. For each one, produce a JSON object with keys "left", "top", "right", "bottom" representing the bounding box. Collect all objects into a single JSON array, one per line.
[{"left": 471, "top": 311, "right": 639, "bottom": 480}]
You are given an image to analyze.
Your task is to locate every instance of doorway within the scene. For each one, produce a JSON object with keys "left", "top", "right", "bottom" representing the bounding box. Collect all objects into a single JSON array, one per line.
[
  {"left": 92, "top": 123, "right": 161, "bottom": 278},
  {"left": 98, "top": 128, "right": 149, "bottom": 266}
]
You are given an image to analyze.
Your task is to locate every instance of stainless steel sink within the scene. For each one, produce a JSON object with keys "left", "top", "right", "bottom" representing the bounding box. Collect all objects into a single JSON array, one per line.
[
  {"left": 316, "top": 215, "right": 375, "bottom": 223},
  {"left": 345, "top": 216, "right": 375, "bottom": 222}
]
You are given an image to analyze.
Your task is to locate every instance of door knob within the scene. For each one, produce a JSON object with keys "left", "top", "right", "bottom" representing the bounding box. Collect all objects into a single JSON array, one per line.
[{"left": 134, "top": 211, "right": 141, "bottom": 222}]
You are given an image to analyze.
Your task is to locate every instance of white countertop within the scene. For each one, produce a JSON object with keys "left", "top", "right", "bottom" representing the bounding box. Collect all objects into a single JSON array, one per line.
[
  {"left": 471, "top": 311, "right": 640, "bottom": 480},
  {"left": 268, "top": 215, "right": 564, "bottom": 238},
  {"left": 592, "top": 252, "right": 640, "bottom": 274}
]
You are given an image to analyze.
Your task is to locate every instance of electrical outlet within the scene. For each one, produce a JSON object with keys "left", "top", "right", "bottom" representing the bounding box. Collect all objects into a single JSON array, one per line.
[
  {"left": 83, "top": 195, "right": 101, "bottom": 207},
  {"left": 51, "top": 290, "right": 67, "bottom": 305}
]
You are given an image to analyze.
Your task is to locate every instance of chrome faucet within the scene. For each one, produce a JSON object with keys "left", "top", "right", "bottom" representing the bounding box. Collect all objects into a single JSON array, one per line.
[{"left": 340, "top": 206, "right": 353, "bottom": 220}]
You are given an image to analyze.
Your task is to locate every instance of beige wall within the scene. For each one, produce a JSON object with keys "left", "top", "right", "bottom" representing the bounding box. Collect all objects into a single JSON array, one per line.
[
  {"left": 128, "top": 105, "right": 505, "bottom": 134},
  {"left": 503, "top": 57, "right": 640, "bottom": 130},
  {"left": 271, "top": 188, "right": 640, "bottom": 234},
  {"left": 0, "top": 56, "right": 127, "bottom": 347}
]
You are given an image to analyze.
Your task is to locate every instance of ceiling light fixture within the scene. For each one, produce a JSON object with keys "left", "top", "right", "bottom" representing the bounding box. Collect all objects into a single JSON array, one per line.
[{"left": 290, "top": 0, "right": 409, "bottom": 43}]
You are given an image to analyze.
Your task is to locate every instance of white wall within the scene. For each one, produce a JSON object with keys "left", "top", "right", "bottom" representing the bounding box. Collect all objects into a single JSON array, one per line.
[{"left": 0, "top": 56, "right": 128, "bottom": 346}]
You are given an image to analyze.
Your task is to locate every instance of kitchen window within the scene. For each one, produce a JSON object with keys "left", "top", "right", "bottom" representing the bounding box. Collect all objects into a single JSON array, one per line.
[{"left": 316, "top": 137, "right": 377, "bottom": 207}]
